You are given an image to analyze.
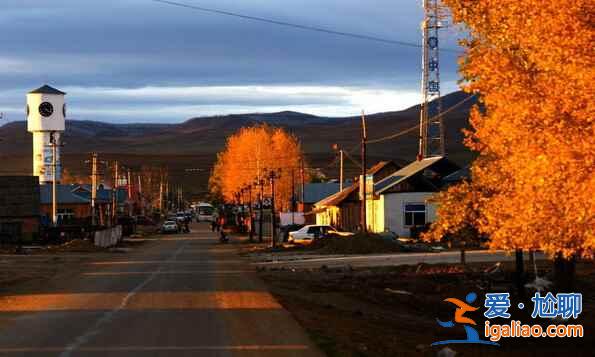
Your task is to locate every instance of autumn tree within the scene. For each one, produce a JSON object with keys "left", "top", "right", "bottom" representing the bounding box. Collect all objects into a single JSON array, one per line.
[
  {"left": 424, "top": 0, "right": 594, "bottom": 288},
  {"left": 209, "top": 124, "right": 309, "bottom": 211}
]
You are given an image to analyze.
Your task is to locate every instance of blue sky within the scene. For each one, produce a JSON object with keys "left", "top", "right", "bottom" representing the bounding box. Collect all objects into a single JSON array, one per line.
[{"left": 0, "top": 0, "right": 463, "bottom": 123}]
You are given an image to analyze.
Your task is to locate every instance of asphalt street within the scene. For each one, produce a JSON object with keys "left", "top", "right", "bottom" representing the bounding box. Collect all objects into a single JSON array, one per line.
[{"left": 0, "top": 223, "right": 324, "bottom": 357}]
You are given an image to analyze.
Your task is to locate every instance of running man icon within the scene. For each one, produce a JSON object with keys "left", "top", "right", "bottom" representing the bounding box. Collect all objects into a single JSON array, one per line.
[{"left": 432, "top": 292, "right": 499, "bottom": 346}]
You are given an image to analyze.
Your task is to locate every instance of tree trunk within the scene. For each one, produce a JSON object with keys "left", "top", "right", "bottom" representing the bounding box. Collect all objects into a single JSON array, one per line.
[
  {"left": 515, "top": 249, "right": 525, "bottom": 296},
  {"left": 460, "top": 248, "right": 466, "bottom": 265},
  {"left": 554, "top": 254, "right": 576, "bottom": 292}
]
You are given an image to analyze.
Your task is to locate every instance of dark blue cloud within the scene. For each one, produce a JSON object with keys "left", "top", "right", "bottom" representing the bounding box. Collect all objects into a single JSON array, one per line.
[{"left": 0, "top": 0, "right": 463, "bottom": 122}]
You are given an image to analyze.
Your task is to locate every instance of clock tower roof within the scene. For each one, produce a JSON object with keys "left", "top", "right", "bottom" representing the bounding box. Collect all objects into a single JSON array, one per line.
[{"left": 28, "top": 84, "right": 66, "bottom": 95}]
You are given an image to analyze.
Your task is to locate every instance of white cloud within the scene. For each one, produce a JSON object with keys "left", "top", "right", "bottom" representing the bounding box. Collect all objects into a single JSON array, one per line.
[{"left": 59, "top": 84, "right": 421, "bottom": 120}]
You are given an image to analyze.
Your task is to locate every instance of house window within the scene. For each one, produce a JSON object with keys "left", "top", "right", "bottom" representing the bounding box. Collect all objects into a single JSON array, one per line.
[
  {"left": 404, "top": 203, "right": 426, "bottom": 226},
  {"left": 57, "top": 208, "right": 75, "bottom": 218}
]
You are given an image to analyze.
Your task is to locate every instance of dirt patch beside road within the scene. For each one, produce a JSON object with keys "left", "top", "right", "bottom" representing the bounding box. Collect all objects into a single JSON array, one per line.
[
  {"left": 259, "top": 261, "right": 594, "bottom": 357},
  {"left": 0, "top": 237, "right": 151, "bottom": 293}
]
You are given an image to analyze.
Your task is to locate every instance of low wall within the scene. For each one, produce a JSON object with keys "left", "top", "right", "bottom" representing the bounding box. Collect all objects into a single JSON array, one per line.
[{"left": 94, "top": 225, "right": 122, "bottom": 248}]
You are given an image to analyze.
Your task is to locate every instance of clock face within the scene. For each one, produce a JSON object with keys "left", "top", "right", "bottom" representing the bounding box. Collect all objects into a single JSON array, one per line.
[
  {"left": 63, "top": 103, "right": 66, "bottom": 117},
  {"left": 39, "top": 102, "right": 54, "bottom": 117},
  {"left": 26, "top": 104, "right": 30, "bottom": 117}
]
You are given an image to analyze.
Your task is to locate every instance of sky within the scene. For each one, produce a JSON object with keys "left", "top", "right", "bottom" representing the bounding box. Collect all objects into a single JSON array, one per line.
[{"left": 0, "top": 0, "right": 463, "bottom": 123}]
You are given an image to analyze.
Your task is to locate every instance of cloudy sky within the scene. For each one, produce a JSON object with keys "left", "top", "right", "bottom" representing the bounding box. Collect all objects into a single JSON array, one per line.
[{"left": 0, "top": 0, "right": 463, "bottom": 123}]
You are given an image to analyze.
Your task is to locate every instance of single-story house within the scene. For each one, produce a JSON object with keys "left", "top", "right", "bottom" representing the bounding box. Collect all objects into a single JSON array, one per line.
[
  {"left": 366, "top": 156, "right": 460, "bottom": 237},
  {"left": 0, "top": 176, "right": 40, "bottom": 243},
  {"left": 39, "top": 184, "right": 126, "bottom": 225},
  {"left": 315, "top": 161, "right": 400, "bottom": 231}
]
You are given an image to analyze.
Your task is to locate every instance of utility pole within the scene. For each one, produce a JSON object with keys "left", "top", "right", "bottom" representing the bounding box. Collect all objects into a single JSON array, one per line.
[
  {"left": 91, "top": 153, "right": 98, "bottom": 226},
  {"left": 300, "top": 159, "right": 305, "bottom": 210},
  {"left": 257, "top": 178, "right": 264, "bottom": 243},
  {"left": 269, "top": 170, "right": 280, "bottom": 247},
  {"left": 179, "top": 185, "right": 183, "bottom": 210},
  {"left": 159, "top": 171, "right": 164, "bottom": 214},
  {"left": 360, "top": 111, "right": 367, "bottom": 232},
  {"left": 165, "top": 175, "right": 169, "bottom": 212},
  {"left": 339, "top": 149, "right": 344, "bottom": 191},
  {"left": 332, "top": 144, "right": 344, "bottom": 191},
  {"left": 138, "top": 174, "right": 144, "bottom": 216},
  {"left": 49, "top": 132, "right": 58, "bottom": 226},
  {"left": 112, "top": 161, "right": 119, "bottom": 225},
  {"left": 127, "top": 169, "right": 132, "bottom": 216},
  {"left": 248, "top": 184, "right": 254, "bottom": 242},
  {"left": 291, "top": 168, "right": 295, "bottom": 225}
]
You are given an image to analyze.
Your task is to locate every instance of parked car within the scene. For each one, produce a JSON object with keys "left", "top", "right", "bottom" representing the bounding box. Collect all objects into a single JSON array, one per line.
[
  {"left": 281, "top": 224, "right": 304, "bottom": 242},
  {"left": 288, "top": 225, "right": 353, "bottom": 245},
  {"left": 175, "top": 212, "right": 187, "bottom": 223},
  {"left": 161, "top": 220, "right": 180, "bottom": 234}
]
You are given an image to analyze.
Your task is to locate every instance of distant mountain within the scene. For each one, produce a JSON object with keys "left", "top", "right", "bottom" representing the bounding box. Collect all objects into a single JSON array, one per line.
[{"left": 0, "top": 90, "right": 477, "bottom": 196}]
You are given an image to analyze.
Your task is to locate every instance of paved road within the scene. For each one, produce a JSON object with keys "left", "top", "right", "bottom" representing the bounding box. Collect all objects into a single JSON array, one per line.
[
  {"left": 0, "top": 224, "right": 324, "bottom": 357},
  {"left": 253, "top": 250, "right": 545, "bottom": 269}
]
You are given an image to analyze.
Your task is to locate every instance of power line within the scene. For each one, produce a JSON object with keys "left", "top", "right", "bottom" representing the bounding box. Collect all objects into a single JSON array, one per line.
[
  {"left": 151, "top": 0, "right": 460, "bottom": 53},
  {"left": 366, "top": 94, "right": 476, "bottom": 145}
]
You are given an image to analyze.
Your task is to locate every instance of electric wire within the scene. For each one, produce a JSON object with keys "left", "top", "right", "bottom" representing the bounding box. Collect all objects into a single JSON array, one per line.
[
  {"left": 365, "top": 93, "right": 476, "bottom": 145},
  {"left": 151, "top": 0, "right": 461, "bottom": 53}
]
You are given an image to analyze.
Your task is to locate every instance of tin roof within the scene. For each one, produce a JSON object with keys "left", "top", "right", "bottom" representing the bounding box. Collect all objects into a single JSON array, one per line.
[
  {"left": 301, "top": 183, "right": 343, "bottom": 204},
  {"left": 375, "top": 156, "right": 447, "bottom": 194}
]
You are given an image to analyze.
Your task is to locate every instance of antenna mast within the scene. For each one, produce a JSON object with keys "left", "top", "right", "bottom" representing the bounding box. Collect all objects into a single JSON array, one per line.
[{"left": 418, "top": 0, "right": 445, "bottom": 159}]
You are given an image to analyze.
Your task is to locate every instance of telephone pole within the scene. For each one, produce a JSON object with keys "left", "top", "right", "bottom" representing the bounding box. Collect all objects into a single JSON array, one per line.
[
  {"left": 91, "top": 153, "right": 98, "bottom": 226},
  {"left": 127, "top": 169, "right": 132, "bottom": 216},
  {"left": 269, "top": 170, "right": 280, "bottom": 247},
  {"left": 247, "top": 184, "right": 254, "bottom": 242},
  {"left": 49, "top": 132, "right": 58, "bottom": 226},
  {"left": 112, "top": 160, "right": 119, "bottom": 224},
  {"left": 332, "top": 144, "right": 344, "bottom": 191},
  {"left": 300, "top": 159, "right": 305, "bottom": 208},
  {"left": 360, "top": 111, "right": 368, "bottom": 232},
  {"left": 159, "top": 171, "right": 164, "bottom": 214},
  {"left": 291, "top": 168, "right": 295, "bottom": 225},
  {"left": 257, "top": 178, "right": 264, "bottom": 243},
  {"left": 138, "top": 174, "right": 145, "bottom": 216}
]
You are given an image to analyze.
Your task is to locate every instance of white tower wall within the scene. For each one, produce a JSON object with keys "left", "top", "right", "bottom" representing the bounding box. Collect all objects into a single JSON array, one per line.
[
  {"left": 32, "top": 132, "right": 62, "bottom": 183},
  {"left": 26, "top": 85, "right": 66, "bottom": 184}
]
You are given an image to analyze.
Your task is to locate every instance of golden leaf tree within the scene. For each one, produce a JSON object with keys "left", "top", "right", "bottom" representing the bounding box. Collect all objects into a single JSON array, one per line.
[
  {"left": 209, "top": 124, "right": 308, "bottom": 210},
  {"left": 425, "top": 0, "right": 594, "bottom": 265}
]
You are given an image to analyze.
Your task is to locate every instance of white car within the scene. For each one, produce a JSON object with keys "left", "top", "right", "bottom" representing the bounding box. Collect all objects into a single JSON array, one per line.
[
  {"left": 288, "top": 225, "right": 353, "bottom": 245},
  {"left": 161, "top": 220, "right": 180, "bottom": 234}
]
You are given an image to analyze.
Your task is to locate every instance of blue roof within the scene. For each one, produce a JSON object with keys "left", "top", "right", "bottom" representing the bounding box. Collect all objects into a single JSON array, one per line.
[
  {"left": 301, "top": 183, "right": 343, "bottom": 204},
  {"left": 40, "top": 184, "right": 125, "bottom": 205}
]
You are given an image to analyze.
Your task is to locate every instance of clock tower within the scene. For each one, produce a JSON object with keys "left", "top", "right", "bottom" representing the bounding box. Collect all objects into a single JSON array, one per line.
[{"left": 26, "top": 85, "right": 66, "bottom": 184}]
